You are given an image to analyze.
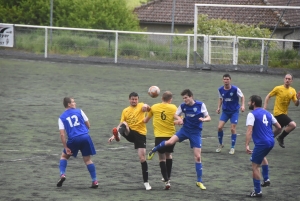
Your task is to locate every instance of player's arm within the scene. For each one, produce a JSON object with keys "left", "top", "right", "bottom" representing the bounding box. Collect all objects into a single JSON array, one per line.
[
  {"left": 58, "top": 118, "right": 72, "bottom": 155},
  {"left": 292, "top": 90, "right": 300, "bottom": 107},
  {"left": 271, "top": 114, "right": 281, "bottom": 137},
  {"left": 199, "top": 103, "right": 211, "bottom": 122},
  {"left": 245, "top": 113, "right": 254, "bottom": 154},
  {"left": 174, "top": 106, "right": 183, "bottom": 125},
  {"left": 245, "top": 125, "right": 253, "bottom": 154},
  {"left": 216, "top": 91, "right": 222, "bottom": 114},
  {"left": 263, "top": 93, "right": 271, "bottom": 110},
  {"left": 144, "top": 109, "right": 153, "bottom": 123},
  {"left": 237, "top": 88, "right": 245, "bottom": 112},
  {"left": 81, "top": 110, "right": 90, "bottom": 129}
]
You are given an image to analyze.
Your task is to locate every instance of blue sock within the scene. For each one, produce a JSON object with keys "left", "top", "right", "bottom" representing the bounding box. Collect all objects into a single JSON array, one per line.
[
  {"left": 218, "top": 131, "right": 224, "bottom": 145},
  {"left": 231, "top": 134, "right": 237, "bottom": 148},
  {"left": 87, "top": 163, "right": 97, "bottom": 182},
  {"left": 59, "top": 159, "right": 67, "bottom": 176},
  {"left": 262, "top": 165, "right": 269, "bottom": 181},
  {"left": 152, "top": 141, "right": 166, "bottom": 152},
  {"left": 253, "top": 178, "right": 261, "bottom": 193},
  {"left": 195, "top": 163, "right": 203, "bottom": 182}
]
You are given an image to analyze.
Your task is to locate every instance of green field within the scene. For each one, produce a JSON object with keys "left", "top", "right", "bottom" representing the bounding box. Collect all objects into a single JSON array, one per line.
[{"left": 0, "top": 58, "right": 299, "bottom": 201}]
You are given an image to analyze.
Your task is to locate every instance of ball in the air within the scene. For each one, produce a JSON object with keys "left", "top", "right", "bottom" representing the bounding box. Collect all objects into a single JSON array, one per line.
[{"left": 148, "top": 86, "right": 160, "bottom": 98}]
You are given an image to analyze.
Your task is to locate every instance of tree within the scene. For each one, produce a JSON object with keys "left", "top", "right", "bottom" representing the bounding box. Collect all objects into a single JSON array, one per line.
[{"left": 0, "top": 0, "right": 140, "bottom": 31}]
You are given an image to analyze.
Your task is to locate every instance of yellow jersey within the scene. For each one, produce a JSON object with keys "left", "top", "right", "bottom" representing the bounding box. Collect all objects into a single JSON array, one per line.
[
  {"left": 147, "top": 103, "right": 177, "bottom": 138},
  {"left": 269, "top": 85, "right": 297, "bottom": 116},
  {"left": 120, "top": 102, "right": 147, "bottom": 135}
]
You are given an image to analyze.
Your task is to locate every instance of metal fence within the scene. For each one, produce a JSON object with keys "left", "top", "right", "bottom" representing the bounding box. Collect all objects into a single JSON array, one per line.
[{"left": 1, "top": 24, "right": 300, "bottom": 72}]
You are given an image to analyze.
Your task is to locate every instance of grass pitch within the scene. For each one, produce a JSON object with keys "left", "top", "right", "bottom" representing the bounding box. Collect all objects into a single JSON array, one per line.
[{"left": 0, "top": 58, "right": 299, "bottom": 201}]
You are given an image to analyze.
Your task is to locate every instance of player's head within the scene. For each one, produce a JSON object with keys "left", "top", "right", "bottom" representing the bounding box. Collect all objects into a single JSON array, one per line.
[
  {"left": 248, "top": 95, "right": 262, "bottom": 110},
  {"left": 63, "top": 97, "right": 76, "bottom": 108},
  {"left": 284, "top": 74, "right": 293, "bottom": 87},
  {"left": 222, "top": 74, "right": 231, "bottom": 86},
  {"left": 181, "top": 89, "right": 194, "bottom": 105},
  {"left": 162, "top": 91, "right": 173, "bottom": 103},
  {"left": 129, "top": 92, "right": 139, "bottom": 106}
]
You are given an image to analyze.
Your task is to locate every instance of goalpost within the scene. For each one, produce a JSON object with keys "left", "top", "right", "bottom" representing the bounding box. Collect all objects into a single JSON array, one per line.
[{"left": 193, "top": 4, "right": 300, "bottom": 69}]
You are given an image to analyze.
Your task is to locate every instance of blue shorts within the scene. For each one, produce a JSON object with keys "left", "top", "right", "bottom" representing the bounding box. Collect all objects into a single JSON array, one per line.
[
  {"left": 65, "top": 134, "right": 96, "bottom": 157},
  {"left": 175, "top": 127, "right": 202, "bottom": 148},
  {"left": 250, "top": 145, "right": 273, "bottom": 165},
  {"left": 220, "top": 110, "right": 239, "bottom": 124}
]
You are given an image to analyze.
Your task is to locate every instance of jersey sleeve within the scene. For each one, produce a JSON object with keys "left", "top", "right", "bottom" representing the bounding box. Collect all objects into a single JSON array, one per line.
[
  {"left": 81, "top": 110, "right": 88, "bottom": 121},
  {"left": 58, "top": 118, "right": 64, "bottom": 130},
  {"left": 271, "top": 114, "right": 278, "bottom": 124},
  {"left": 246, "top": 113, "right": 255, "bottom": 126},
  {"left": 237, "top": 88, "right": 244, "bottom": 98},
  {"left": 218, "top": 90, "right": 222, "bottom": 99},
  {"left": 175, "top": 105, "right": 183, "bottom": 115},
  {"left": 201, "top": 103, "right": 209, "bottom": 116},
  {"left": 268, "top": 86, "right": 279, "bottom": 97}
]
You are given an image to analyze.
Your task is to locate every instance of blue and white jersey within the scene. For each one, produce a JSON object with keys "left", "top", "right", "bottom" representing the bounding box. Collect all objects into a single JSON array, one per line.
[
  {"left": 246, "top": 108, "right": 277, "bottom": 146},
  {"left": 218, "top": 85, "right": 243, "bottom": 112},
  {"left": 58, "top": 108, "right": 89, "bottom": 139},
  {"left": 176, "top": 100, "right": 208, "bottom": 131}
]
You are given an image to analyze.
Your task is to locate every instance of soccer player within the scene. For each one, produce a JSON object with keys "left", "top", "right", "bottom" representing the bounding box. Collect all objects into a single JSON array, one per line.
[
  {"left": 144, "top": 91, "right": 177, "bottom": 190},
  {"left": 264, "top": 73, "right": 299, "bottom": 148},
  {"left": 245, "top": 95, "right": 281, "bottom": 197},
  {"left": 216, "top": 74, "right": 245, "bottom": 154},
  {"left": 147, "top": 89, "right": 211, "bottom": 190},
  {"left": 108, "top": 92, "right": 152, "bottom": 190},
  {"left": 57, "top": 97, "right": 98, "bottom": 188}
]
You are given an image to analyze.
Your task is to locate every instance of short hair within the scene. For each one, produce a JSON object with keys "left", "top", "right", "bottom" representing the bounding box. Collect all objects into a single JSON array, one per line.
[
  {"left": 63, "top": 97, "right": 72, "bottom": 108},
  {"left": 129, "top": 92, "right": 139, "bottom": 99},
  {"left": 285, "top": 73, "right": 293, "bottom": 80},
  {"left": 162, "top": 91, "right": 173, "bottom": 102},
  {"left": 181, "top": 89, "right": 193, "bottom": 97},
  {"left": 223, "top": 73, "right": 231, "bottom": 79},
  {"left": 249, "top": 95, "right": 262, "bottom": 107}
]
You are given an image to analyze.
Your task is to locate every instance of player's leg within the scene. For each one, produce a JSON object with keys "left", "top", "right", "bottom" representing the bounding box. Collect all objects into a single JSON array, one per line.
[
  {"left": 57, "top": 139, "right": 75, "bottom": 187},
  {"left": 216, "top": 113, "right": 227, "bottom": 152},
  {"left": 112, "top": 121, "right": 130, "bottom": 141},
  {"left": 248, "top": 146, "right": 265, "bottom": 197},
  {"left": 57, "top": 152, "right": 70, "bottom": 187},
  {"left": 190, "top": 133, "right": 206, "bottom": 190},
  {"left": 165, "top": 152, "right": 173, "bottom": 181},
  {"left": 229, "top": 110, "right": 239, "bottom": 154},
  {"left": 148, "top": 133, "right": 180, "bottom": 159},
  {"left": 276, "top": 115, "right": 295, "bottom": 148},
  {"left": 135, "top": 133, "right": 151, "bottom": 190},
  {"left": 81, "top": 135, "right": 98, "bottom": 188},
  {"left": 261, "top": 157, "right": 270, "bottom": 187}
]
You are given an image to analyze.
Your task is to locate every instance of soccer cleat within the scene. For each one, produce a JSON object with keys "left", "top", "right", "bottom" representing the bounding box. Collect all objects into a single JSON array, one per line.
[
  {"left": 147, "top": 149, "right": 155, "bottom": 160},
  {"left": 57, "top": 174, "right": 66, "bottom": 187},
  {"left": 112, "top": 127, "right": 121, "bottom": 142},
  {"left": 261, "top": 179, "right": 270, "bottom": 187},
  {"left": 247, "top": 190, "right": 262, "bottom": 197},
  {"left": 216, "top": 144, "right": 224, "bottom": 153},
  {"left": 196, "top": 182, "right": 206, "bottom": 190},
  {"left": 144, "top": 182, "right": 152, "bottom": 190},
  {"left": 277, "top": 137, "right": 285, "bottom": 148},
  {"left": 164, "top": 180, "right": 171, "bottom": 190},
  {"left": 229, "top": 148, "right": 235, "bottom": 155},
  {"left": 90, "top": 180, "right": 99, "bottom": 188},
  {"left": 161, "top": 178, "right": 171, "bottom": 182}
]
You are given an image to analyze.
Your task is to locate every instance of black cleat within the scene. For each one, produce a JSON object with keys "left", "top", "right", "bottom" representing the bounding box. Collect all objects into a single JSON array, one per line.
[
  {"left": 261, "top": 179, "right": 270, "bottom": 187},
  {"left": 90, "top": 181, "right": 99, "bottom": 189},
  {"left": 57, "top": 174, "right": 66, "bottom": 187},
  {"left": 247, "top": 190, "right": 262, "bottom": 197},
  {"left": 277, "top": 137, "right": 285, "bottom": 148}
]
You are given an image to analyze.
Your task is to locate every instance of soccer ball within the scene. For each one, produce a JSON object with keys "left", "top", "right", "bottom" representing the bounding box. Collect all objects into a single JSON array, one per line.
[{"left": 148, "top": 86, "right": 160, "bottom": 98}]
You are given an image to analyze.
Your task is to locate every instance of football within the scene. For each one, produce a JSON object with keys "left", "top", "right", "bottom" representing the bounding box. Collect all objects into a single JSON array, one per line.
[{"left": 148, "top": 86, "right": 160, "bottom": 98}]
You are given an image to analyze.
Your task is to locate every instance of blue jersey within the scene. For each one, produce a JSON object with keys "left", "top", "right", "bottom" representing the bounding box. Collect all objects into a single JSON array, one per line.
[
  {"left": 59, "top": 108, "right": 89, "bottom": 139},
  {"left": 218, "top": 85, "right": 242, "bottom": 112},
  {"left": 246, "top": 108, "right": 275, "bottom": 146},
  {"left": 177, "top": 101, "right": 208, "bottom": 131}
]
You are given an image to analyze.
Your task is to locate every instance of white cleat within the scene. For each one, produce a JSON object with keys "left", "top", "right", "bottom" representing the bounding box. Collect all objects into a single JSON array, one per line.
[
  {"left": 144, "top": 182, "right": 152, "bottom": 190},
  {"left": 216, "top": 144, "right": 224, "bottom": 153},
  {"left": 229, "top": 148, "right": 235, "bottom": 154}
]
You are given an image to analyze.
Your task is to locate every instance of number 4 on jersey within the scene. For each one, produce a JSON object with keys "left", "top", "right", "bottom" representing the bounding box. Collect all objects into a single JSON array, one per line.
[{"left": 262, "top": 114, "right": 268, "bottom": 126}]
